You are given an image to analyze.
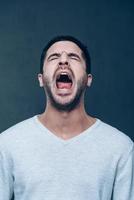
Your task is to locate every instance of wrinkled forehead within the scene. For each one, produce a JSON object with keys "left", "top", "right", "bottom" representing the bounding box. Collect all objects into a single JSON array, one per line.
[{"left": 46, "top": 41, "right": 83, "bottom": 58}]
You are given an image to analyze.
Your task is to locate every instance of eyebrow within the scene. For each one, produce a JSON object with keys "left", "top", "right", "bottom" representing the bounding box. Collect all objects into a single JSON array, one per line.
[{"left": 47, "top": 52, "right": 81, "bottom": 61}]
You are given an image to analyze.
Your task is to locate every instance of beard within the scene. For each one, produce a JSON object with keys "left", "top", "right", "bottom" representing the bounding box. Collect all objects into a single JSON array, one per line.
[{"left": 44, "top": 74, "right": 87, "bottom": 112}]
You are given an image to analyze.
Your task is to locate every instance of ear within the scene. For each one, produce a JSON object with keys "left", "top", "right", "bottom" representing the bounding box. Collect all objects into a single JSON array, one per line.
[
  {"left": 38, "top": 73, "right": 44, "bottom": 87},
  {"left": 87, "top": 74, "right": 92, "bottom": 87}
]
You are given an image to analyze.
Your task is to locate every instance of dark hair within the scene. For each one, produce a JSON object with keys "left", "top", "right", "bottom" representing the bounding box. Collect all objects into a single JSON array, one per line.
[{"left": 40, "top": 35, "right": 91, "bottom": 74}]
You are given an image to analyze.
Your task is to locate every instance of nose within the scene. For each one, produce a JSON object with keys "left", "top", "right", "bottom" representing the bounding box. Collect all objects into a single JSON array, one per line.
[{"left": 58, "top": 51, "right": 69, "bottom": 68}]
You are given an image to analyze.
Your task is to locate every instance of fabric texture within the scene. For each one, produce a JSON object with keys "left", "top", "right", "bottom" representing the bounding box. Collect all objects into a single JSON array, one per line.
[{"left": 0, "top": 116, "right": 133, "bottom": 200}]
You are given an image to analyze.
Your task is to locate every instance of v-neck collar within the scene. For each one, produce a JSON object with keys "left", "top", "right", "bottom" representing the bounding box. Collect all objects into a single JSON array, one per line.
[{"left": 33, "top": 115, "right": 101, "bottom": 145}]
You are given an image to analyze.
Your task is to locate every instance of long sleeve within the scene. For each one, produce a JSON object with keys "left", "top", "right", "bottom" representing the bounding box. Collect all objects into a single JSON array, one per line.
[
  {"left": 112, "top": 144, "right": 134, "bottom": 200},
  {"left": 0, "top": 149, "right": 14, "bottom": 200}
]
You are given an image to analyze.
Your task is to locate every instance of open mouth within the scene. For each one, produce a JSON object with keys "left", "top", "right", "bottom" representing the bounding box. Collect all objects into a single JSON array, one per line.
[{"left": 56, "top": 73, "right": 73, "bottom": 89}]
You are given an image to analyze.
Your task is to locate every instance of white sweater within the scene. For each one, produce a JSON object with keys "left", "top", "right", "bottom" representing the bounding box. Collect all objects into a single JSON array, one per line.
[{"left": 0, "top": 116, "right": 133, "bottom": 200}]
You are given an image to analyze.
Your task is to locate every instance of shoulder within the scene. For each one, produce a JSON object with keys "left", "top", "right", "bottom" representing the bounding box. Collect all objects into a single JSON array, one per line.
[
  {"left": 0, "top": 116, "right": 37, "bottom": 148},
  {"left": 94, "top": 119, "right": 134, "bottom": 154}
]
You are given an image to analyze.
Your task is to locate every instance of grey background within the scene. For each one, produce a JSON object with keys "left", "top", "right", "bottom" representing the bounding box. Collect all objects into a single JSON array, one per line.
[{"left": 0, "top": 0, "right": 134, "bottom": 141}]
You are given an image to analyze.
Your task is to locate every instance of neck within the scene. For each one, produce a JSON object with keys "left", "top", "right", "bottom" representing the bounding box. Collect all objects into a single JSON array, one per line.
[{"left": 38, "top": 102, "right": 96, "bottom": 140}]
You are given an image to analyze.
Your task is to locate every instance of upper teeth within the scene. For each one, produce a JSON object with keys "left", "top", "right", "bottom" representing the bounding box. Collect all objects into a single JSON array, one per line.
[
  {"left": 61, "top": 72, "right": 68, "bottom": 75},
  {"left": 57, "top": 72, "right": 70, "bottom": 79}
]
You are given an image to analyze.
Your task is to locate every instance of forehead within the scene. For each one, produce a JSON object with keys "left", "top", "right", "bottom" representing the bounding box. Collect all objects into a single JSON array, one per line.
[{"left": 46, "top": 41, "right": 82, "bottom": 56}]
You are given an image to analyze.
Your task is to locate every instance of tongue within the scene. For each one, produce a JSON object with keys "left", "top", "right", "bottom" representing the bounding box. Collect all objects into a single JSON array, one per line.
[{"left": 57, "top": 82, "right": 72, "bottom": 89}]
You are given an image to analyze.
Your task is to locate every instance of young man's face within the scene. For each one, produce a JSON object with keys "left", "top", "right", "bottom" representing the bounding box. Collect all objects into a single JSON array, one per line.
[{"left": 38, "top": 41, "right": 92, "bottom": 111}]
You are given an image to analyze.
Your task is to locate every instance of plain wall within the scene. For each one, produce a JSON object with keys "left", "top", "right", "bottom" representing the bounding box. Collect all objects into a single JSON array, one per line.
[{"left": 0, "top": 0, "right": 134, "bottom": 141}]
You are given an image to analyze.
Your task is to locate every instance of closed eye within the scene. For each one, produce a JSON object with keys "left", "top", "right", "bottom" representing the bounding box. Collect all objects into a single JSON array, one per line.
[
  {"left": 68, "top": 53, "right": 81, "bottom": 61},
  {"left": 47, "top": 53, "right": 60, "bottom": 61}
]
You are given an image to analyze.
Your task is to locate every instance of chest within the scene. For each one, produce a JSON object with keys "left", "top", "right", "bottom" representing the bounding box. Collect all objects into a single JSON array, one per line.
[{"left": 12, "top": 139, "right": 116, "bottom": 197}]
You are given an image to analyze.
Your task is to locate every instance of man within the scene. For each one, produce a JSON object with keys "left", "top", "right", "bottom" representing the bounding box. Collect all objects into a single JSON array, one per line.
[{"left": 0, "top": 35, "right": 133, "bottom": 200}]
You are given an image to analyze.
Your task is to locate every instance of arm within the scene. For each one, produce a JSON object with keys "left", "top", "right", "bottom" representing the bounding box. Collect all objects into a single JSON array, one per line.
[
  {"left": 0, "top": 149, "right": 14, "bottom": 200},
  {"left": 112, "top": 144, "right": 134, "bottom": 200}
]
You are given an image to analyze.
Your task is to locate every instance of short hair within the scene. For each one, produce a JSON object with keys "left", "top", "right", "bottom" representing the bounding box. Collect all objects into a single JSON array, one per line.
[{"left": 40, "top": 35, "right": 91, "bottom": 74}]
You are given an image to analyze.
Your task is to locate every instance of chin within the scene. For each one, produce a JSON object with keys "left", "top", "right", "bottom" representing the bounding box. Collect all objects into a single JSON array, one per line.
[
  {"left": 53, "top": 90, "right": 77, "bottom": 103},
  {"left": 49, "top": 92, "right": 82, "bottom": 112}
]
